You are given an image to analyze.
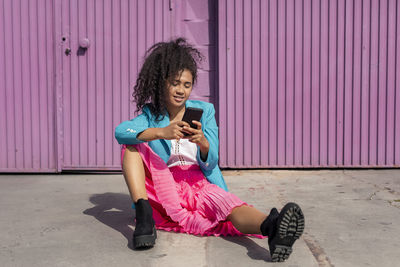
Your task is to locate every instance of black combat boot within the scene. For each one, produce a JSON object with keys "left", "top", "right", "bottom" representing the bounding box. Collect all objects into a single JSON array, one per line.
[
  {"left": 260, "top": 203, "right": 305, "bottom": 262},
  {"left": 133, "top": 199, "right": 157, "bottom": 249}
]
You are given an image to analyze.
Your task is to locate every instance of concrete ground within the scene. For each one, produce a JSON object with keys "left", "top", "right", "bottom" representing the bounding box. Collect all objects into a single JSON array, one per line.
[{"left": 0, "top": 169, "right": 399, "bottom": 267}]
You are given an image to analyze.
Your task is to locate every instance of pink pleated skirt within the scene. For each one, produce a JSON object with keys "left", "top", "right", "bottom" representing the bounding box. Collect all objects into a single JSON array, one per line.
[{"left": 121, "top": 143, "right": 265, "bottom": 238}]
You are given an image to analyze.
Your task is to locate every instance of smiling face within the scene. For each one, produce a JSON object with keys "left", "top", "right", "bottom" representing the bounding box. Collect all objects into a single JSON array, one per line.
[{"left": 165, "top": 69, "right": 193, "bottom": 110}]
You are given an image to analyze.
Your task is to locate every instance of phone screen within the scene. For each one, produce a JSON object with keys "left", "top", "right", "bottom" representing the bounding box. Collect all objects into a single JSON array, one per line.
[{"left": 182, "top": 107, "right": 203, "bottom": 135}]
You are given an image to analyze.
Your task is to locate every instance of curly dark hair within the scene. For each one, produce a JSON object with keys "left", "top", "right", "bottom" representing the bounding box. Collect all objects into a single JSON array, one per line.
[{"left": 133, "top": 38, "right": 203, "bottom": 121}]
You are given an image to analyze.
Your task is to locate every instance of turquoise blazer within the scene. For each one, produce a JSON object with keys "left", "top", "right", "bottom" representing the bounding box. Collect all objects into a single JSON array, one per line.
[{"left": 114, "top": 99, "right": 228, "bottom": 192}]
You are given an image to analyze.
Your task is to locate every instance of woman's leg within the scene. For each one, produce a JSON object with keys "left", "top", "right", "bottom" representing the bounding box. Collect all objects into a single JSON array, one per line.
[
  {"left": 227, "top": 205, "right": 268, "bottom": 234},
  {"left": 122, "top": 145, "right": 157, "bottom": 249},
  {"left": 228, "top": 202, "right": 305, "bottom": 262},
  {"left": 122, "top": 145, "right": 148, "bottom": 203}
]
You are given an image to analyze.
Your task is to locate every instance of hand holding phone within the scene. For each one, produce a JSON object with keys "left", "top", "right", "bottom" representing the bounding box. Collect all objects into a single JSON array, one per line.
[{"left": 181, "top": 107, "right": 203, "bottom": 136}]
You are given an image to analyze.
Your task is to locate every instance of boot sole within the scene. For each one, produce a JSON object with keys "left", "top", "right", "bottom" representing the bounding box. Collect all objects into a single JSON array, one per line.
[
  {"left": 270, "top": 202, "right": 305, "bottom": 262},
  {"left": 133, "top": 226, "right": 157, "bottom": 249}
]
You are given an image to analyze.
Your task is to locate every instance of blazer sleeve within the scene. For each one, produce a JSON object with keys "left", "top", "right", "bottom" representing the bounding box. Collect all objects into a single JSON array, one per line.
[
  {"left": 114, "top": 112, "right": 150, "bottom": 145},
  {"left": 196, "top": 103, "right": 219, "bottom": 171}
]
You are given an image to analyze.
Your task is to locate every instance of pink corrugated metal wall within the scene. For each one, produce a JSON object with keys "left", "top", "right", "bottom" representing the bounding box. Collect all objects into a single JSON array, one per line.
[
  {"left": 55, "top": 0, "right": 213, "bottom": 171},
  {"left": 0, "top": 0, "right": 215, "bottom": 172},
  {"left": 173, "top": 0, "right": 218, "bottom": 104},
  {"left": 56, "top": 0, "right": 172, "bottom": 171},
  {"left": 218, "top": 0, "right": 400, "bottom": 168},
  {"left": 0, "top": 0, "right": 56, "bottom": 172},
  {"left": 1, "top": 0, "right": 399, "bottom": 172}
]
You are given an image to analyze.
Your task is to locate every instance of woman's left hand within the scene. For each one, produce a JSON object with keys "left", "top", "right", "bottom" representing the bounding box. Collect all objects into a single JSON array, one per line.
[{"left": 182, "top": 121, "right": 209, "bottom": 149}]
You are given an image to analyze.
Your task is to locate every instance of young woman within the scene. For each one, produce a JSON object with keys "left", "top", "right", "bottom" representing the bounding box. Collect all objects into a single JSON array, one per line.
[{"left": 114, "top": 38, "right": 304, "bottom": 262}]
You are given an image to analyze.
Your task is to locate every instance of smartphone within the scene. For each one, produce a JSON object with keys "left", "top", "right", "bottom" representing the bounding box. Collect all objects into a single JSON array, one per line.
[{"left": 182, "top": 107, "right": 203, "bottom": 136}]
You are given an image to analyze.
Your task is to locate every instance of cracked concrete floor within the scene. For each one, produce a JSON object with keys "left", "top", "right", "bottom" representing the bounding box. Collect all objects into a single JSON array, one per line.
[{"left": 0, "top": 169, "right": 399, "bottom": 267}]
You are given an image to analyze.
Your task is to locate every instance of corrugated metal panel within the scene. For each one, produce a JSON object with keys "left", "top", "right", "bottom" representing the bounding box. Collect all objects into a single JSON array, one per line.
[
  {"left": 0, "top": 0, "right": 56, "bottom": 172},
  {"left": 56, "top": 0, "right": 171, "bottom": 170},
  {"left": 173, "top": 0, "right": 218, "bottom": 104},
  {"left": 218, "top": 0, "right": 400, "bottom": 168}
]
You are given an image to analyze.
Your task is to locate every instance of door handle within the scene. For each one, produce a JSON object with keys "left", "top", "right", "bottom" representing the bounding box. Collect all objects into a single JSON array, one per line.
[{"left": 79, "top": 38, "right": 90, "bottom": 49}]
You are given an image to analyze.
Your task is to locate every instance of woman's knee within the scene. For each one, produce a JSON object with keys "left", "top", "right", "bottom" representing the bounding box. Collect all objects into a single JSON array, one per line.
[{"left": 123, "top": 145, "right": 143, "bottom": 169}]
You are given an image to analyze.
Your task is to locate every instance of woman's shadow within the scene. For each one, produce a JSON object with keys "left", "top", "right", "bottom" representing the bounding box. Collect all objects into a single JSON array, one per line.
[
  {"left": 83, "top": 192, "right": 138, "bottom": 250},
  {"left": 83, "top": 192, "right": 272, "bottom": 260}
]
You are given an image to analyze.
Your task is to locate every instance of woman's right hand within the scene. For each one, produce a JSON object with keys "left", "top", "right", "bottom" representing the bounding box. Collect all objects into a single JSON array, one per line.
[{"left": 160, "top": 121, "right": 191, "bottom": 140}]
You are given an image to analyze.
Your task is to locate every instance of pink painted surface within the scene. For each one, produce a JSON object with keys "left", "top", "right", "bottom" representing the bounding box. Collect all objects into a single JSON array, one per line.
[
  {"left": 1, "top": 0, "right": 399, "bottom": 171},
  {"left": 56, "top": 0, "right": 214, "bottom": 171},
  {"left": 57, "top": 0, "right": 172, "bottom": 170},
  {"left": 173, "top": 0, "right": 218, "bottom": 103},
  {"left": 0, "top": 0, "right": 56, "bottom": 172},
  {"left": 218, "top": 0, "right": 400, "bottom": 168},
  {"left": 0, "top": 0, "right": 216, "bottom": 172}
]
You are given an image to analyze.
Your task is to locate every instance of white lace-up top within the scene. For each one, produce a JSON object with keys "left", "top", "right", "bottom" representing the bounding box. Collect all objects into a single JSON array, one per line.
[{"left": 167, "top": 138, "right": 198, "bottom": 167}]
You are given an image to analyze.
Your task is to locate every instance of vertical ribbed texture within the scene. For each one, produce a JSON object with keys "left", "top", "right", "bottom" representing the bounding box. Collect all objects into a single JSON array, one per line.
[
  {"left": 2, "top": 0, "right": 399, "bottom": 171},
  {"left": 59, "top": 0, "right": 171, "bottom": 170},
  {"left": 174, "top": 0, "right": 218, "bottom": 103},
  {"left": 218, "top": 0, "right": 400, "bottom": 168},
  {"left": 0, "top": 0, "right": 56, "bottom": 172}
]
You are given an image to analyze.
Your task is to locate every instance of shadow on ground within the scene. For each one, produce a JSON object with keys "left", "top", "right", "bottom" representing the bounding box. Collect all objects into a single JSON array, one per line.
[
  {"left": 83, "top": 193, "right": 272, "bottom": 260},
  {"left": 83, "top": 192, "right": 137, "bottom": 249}
]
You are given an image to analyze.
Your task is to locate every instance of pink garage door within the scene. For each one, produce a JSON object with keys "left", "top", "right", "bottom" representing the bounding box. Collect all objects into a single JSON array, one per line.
[
  {"left": 218, "top": 0, "right": 400, "bottom": 168},
  {"left": 0, "top": 0, "right": 57, "bottom": 172},
  {"left": 56, "top": 0, "right": 172, "bottom": 171},
  {"left": 56, "top": 0, "right": 216, "bottom": 171},
  {"left": 0, "top": 0, "right": 217, "bottom": 172}
]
